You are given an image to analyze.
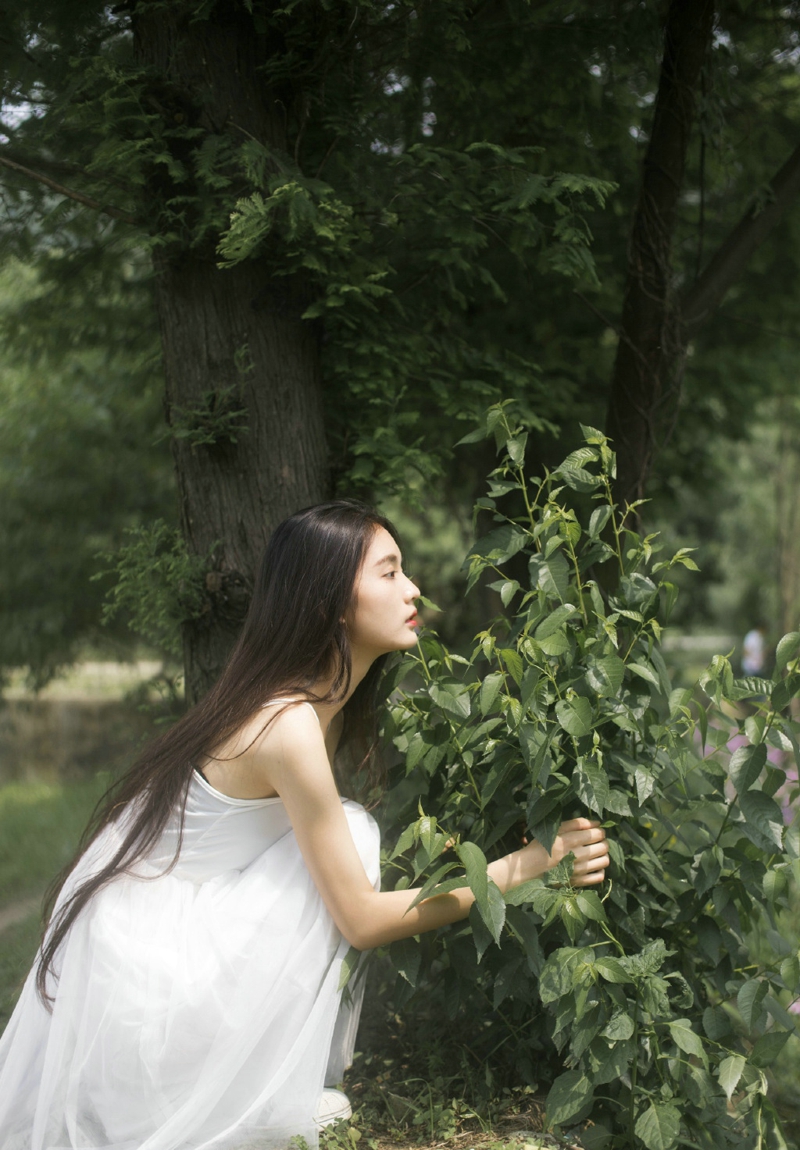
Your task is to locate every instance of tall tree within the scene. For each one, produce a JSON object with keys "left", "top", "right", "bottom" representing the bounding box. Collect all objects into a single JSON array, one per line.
[
  {"left": 4, "top": 0, "right": 800, "bottom": 687},
  {"left": 606, "top": 0, "right": 800, "bottom": 506},
  {"left": 0, "top": 0, "right": 609, "bottom": 695}
]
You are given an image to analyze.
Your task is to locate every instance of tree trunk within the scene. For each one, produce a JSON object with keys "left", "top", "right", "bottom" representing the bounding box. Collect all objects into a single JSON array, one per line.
[
  {"left": 606, "top": 0, "right": 714, "bottom": 508},
  {"left": 133, "top": 4, "right": 329, "bottom": 703},
  {"left": 776, "top": 397, "right": 800, "bottom": 637}
]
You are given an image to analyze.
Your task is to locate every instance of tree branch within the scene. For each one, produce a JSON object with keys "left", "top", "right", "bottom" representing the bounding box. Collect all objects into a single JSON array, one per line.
[
  {"left": 0, "top": 153, "right": 139, "bottom": 225},
  {"left": 0, "top": 146, "right": 132, "bottom": 192},
  {"left": 681, "top": 142, "right": 800, "bottom": 335}
]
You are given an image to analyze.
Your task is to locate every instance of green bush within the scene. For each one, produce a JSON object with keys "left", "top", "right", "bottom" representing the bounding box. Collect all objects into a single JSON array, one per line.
[{"left": 380, "top": 404, "right": 800, "bottom": 1149}]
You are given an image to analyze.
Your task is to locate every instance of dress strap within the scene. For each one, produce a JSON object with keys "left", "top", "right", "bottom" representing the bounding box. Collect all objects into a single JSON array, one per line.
[{"left": 261, "top": 698, "right": 322, "bottom": 727}]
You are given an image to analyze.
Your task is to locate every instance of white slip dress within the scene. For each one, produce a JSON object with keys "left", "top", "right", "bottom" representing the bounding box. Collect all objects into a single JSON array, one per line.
[{"left": 0, "top": 702, "right": 380, "bottom": 1150}]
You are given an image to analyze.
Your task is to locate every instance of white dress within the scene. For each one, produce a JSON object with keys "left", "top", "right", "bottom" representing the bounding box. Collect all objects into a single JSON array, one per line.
[{"left": 0, "top": 705, "right": 380, "bottom": 1150}]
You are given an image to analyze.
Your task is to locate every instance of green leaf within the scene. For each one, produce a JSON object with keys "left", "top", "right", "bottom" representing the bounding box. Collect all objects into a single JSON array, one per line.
[
  {"left": 505, "top": 905, "right": 544, "bottom": 975},
  {"left": 771, "top": 673, "right": 800, "bottom": 712},
  {"left": 739, "top": 790, "right": 784, "bottom": 851},
  {"left": 407, "top": 862, "right": 463, "bottom": 909},
  {"left": 737, "top": 979, "right": 768, "bottom": 1029},
  {"left": 478, "top": 878, "right": 507, "bottom": 944},
  {"left": 601, "top": 1010, "right": 634, "bottom": 1041},
  {"left": 552, "top": 462, "right": 600, "bottom": 494},
  {"left": 685, "top": 1065, "right": 715, "bottom": 1109},
  {"left": 537, "top": 630, "right": 571, "bottom": 656},
  {"left": 506, "top": 434, "right": 527, "bottom": 464},
  {"left": 405, "top": 731, "right": 427, "bottom": 771},
  {"left": 602, "top": 787, "right": 631, "bottom": 816},
  {"left": 729, "top": 743, "right": 767, "bottom": 792},
  {"left": 500, "top": 579, "right": 520, "bottom": 606},
  {"left": 765, "top": 992, "right": 798, "bottom": 1031},
  {"left": 668, "top": 1018, "right": 706, "bottom": 1061},
  {"left": 750, "top": 1030, "right": 791, "bottom": 1068},
  {"left": 594, "top": 956, "right": 631, "bottom": 984},
  {"left": 504, "top": 878, "right": 544, "bottom": 906},
  {"left": 429, "top": 683, "right": 472, "bottom": 720},
  {"left": 556, "top": 696, "right": 593, "bottom": 737},
  {"left": 561, "top": 895, "right": 587, "bottom": 942},
  {"left": 585, "top": 653, "right": 625, "bottom": 697},
  {"left": 456, "top": 841, "right": 489, "bottom": 908},
  {"left": 580, "top": 423, "right": 607, "bottom": 444},
  {"left": 576, "top": 890, "right": 606, "bottom": 922},
  {"left": 588, "top": 505, "right": 612, "bottom": 540},
  {"left": 338, "top": 945, "right": 361, "bottom": 990},
  {"left": 702, "top": 1005, "right": 731, "bottom": 1040},
  {"left": 469, "top": 523, "right": 530, "bottom": 564},
  {"left": 468, "top": 902, "right": 494, "bottom": 962},
  {"left": 668, "top": 687, "right": 692, "bottom": 716},
  {"left": 539, "top": 946, "right": 586, "bottom": 1004},
  {"left": 499, "top": 647, "right": 524, "bottom": 686},
  {"left": 634, "top": 1102, "right": 681, "bottom": 1150},
  {"left": 780, "top": 955, "right": 800, "bottom": 991},
  {"left": 535, "top": 603, "right": 579, "bottom": 640},
  {"left": 531, "top": 550, "right": 570, "bottom": 601},
  {"left": 391, "top": 936, "right": 421, "bottom": 986},
  {"left": 628, "top": 661, "right": 661, "bottom": 690},
  {"left": 575, "top": 758, "right": 609, "bottom": 815},
  {"left": 776, "top": 631, "right": 800, "bottom": 671},
  {"left": 634, "top": 767, "right": 655, "bottom": 804},
  {"left": 718, "top": 1054, "right": 746, "bottom": 1100},
  {"left": 545, "top": 1069, "right": 593, "bottom": 1127},
  {"left": 479, "top": 671, "right": 505, "bottom": 715}
]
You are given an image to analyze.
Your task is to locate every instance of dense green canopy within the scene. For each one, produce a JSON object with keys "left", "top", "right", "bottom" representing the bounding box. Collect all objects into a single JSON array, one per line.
[{"left": 1, "top": 0, "right": 800, "bottom": 678}]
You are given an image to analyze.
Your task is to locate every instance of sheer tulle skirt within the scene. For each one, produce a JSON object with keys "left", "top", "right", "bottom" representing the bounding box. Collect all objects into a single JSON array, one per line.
[{"left": 0, "top": 798, "right": 379, "bottom": 1150}]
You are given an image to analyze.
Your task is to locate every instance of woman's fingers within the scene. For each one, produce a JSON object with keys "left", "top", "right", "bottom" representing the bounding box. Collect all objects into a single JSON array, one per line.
[
  {"left": 572, "top": 851, "right": 610, "bottom": 875},
  {"left": 560, "top": 826, "right": 607, "bottom": 856},
  {"left": 559, "top": 817, "right": 601, "bottom": 833},
  {"left": 544, "top": 817, "right": 612, "bottom": 885},
  {"left": 571, "top": 839, "right": 609, "bottom": 862},
  {"left": 571, "top": 869, "right": 607, "bottom": 886}
]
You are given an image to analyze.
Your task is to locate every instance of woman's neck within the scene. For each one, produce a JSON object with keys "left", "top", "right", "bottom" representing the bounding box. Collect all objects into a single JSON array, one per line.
[{"left": 308, "top": 644, "right": 375, "bottom": 729}]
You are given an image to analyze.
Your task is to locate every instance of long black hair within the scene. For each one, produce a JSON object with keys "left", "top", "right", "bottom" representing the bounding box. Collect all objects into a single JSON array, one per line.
[{"left": 37, "top": 500, "right": 400, "bottom": 1004}]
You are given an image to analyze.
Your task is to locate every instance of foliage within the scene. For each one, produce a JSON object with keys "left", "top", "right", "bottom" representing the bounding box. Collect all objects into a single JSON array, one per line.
[
  {"left": 380, "top": 404, "right": 800, "bottom": 1148},
  {"left": 163, "top": 385, "right": 250, "bottom": 449},
  {"left": 96, "top": 521, "right": 211, "bottom": 659},
  {"left": 217, "top": 132, "right": 614, "bottom": 499},
  {"left": 0, "top": 257, "right": 172, "bottom": 684},
  {"left": 3, "top": 2, "right": 800, "bottom": 679}
]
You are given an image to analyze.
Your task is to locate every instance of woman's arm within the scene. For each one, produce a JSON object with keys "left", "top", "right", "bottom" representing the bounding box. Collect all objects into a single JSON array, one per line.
[{"left": 256, "top": 706, "right": 609, "bottom": 951}]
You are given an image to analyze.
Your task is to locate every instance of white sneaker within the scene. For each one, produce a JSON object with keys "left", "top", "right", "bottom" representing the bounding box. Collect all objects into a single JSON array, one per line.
[{"left": 313, "top": 1088, "right": 353, "bottom": 1129}]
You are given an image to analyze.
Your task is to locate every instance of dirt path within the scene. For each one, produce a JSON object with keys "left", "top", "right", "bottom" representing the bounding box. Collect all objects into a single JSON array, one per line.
[{"left": 0, "top": 896, "right": 41, "bottom": 934}]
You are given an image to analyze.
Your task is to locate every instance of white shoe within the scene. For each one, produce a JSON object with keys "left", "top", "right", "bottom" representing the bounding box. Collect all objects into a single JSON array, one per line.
[{"left": 313, "top": 1088, "right": 353, "bottom": 1129}]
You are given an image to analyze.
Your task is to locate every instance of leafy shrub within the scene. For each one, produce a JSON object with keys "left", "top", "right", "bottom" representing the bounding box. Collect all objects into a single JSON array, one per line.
[
  {"left": 380, "top": 404, "right": 800, "bottom": 1149},
  {"left": 96, "top": 520, "right": 210, "bottom": 658}
]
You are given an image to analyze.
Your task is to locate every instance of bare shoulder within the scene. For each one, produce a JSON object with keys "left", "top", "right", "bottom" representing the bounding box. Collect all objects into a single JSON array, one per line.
[{"left": 246, "top": 701, "right": 324, "bottom": 759}]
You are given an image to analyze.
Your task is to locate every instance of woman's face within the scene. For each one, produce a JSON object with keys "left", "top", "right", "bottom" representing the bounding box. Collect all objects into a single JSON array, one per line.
[{"left": 348, "top": 526, "right": 421, "bottom": 657}]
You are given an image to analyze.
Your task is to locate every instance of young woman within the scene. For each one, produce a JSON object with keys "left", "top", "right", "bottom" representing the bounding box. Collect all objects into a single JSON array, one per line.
[{"left": 0, "top": 501, "right": 609, "bottom": 1150}]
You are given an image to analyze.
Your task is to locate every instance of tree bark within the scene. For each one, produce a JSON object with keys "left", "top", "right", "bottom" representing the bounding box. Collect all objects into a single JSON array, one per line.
[
  {"left": 133, "top": 4, "right": 329, "bottom": 703},
  {"left": 606, "top": 0, "right": 715, "bottom": 508}
]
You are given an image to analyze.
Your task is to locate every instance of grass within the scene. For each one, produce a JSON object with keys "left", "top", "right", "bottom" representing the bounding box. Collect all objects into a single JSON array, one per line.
[
  {"left": 0, "top": 774, "right": 108, "bottom": 1029},
  {"left": 0, "top": 913, "right": 43, "bottom": 1031},
  {"left": 0, "top": 775, "right": 109, "bottom": 910}
]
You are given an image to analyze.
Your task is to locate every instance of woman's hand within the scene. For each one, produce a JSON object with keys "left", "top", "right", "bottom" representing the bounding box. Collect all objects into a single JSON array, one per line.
[{"left": 523, "top": 817, "right": 609, "bottom": 887}]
